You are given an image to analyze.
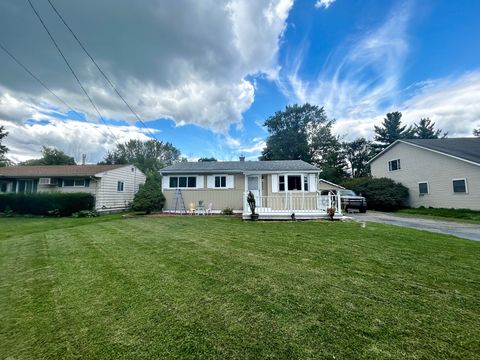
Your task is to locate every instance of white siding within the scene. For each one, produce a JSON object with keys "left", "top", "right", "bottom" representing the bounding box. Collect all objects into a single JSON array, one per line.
[
  {"left": 95, "top": 165, "right": 146, "bottom": 211},
  {"left": 370, "top": 142, "right": 480, "bottom": 210}
]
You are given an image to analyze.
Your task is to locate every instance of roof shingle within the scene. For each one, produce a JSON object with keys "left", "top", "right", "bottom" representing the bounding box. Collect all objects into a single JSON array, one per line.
[
  {"left": 0, "top": 164, "right": 130, "bottom": 178},
  {"left": 402, "top": 138, "right": 480, "bottom": 165},
  {"left": 161, "top": 160, "right": 319, "bottom": 173}
]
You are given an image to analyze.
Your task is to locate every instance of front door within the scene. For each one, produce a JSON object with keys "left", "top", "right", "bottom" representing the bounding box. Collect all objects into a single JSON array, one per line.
[{"left": 247, "top": 175, "right": 261, "bottom": 207}]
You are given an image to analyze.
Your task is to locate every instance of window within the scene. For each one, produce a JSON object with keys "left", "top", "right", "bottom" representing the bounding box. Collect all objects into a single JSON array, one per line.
[
  {"left": 287, "top": 175, "right": 302, "bottom": 191},
  {"left": 418, "top": 182, "right": 429, "bottom": 195},
  {"left": 304, "top": 175, "right": 309, "bottom": 191},
  {"left": 453, "top": 179, "right": 467, "bottom": 193},
  {"left": 388, "top": 159, "right": 401, "bottom": 171},
  {"left": 169, "top": 176, "right": 196, "bottom": 188},
  {"left": 215, "top": 176, "right": 226, "bottom": 188},
  {"left": 1, "top": 183, "right": 7, "bottom": 193},
  {"left": 63, "top": 179, "right": 87, "bottom": 187},
  {"left": 117, "top": 181, "right": 124, "bottom": 192},
  {"left": 279, "top": 175, "right": 285, "bottom": 191}
]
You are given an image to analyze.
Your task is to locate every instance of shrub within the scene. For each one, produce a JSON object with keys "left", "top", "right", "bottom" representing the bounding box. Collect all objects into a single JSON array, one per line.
[
  {"left": 222, "top": 207, "right": 234, "bottom": 215},
  {"left": 72, "top": 210, "right": 100, "bottom": 218},
  {"left": 131, "top": 175, "right": 165, "bottom": 214},
  {"left": 0, "top": 192, "right": 95, "bottom": 216},
  {"left": 340, "top": 177, "right": 409, "bottom": 211}
]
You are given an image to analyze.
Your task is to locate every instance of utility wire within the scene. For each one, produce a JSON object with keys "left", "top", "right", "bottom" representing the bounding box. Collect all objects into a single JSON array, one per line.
[
  {"left": 0, "top": 40, "right": 120, "bottom": 144},
  {"left": 27, "top": 0, "right": 120, "bottom": 143},
  {"left": 46, "top": 0, "right": 158, "bottom": 140}
]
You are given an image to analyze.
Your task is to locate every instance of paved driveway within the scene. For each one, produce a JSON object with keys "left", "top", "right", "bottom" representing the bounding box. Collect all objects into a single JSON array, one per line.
[{"left": 349, "top": 212, "right": 480, "bottom": 241}]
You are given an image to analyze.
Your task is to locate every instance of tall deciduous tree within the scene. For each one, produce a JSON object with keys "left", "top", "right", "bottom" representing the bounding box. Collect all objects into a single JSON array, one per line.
[
  {"left": 373, "top": 111, "right": 414, "bottom": 151},
  {"left": 21, "top": 146, "right": 76, "bottom": 166},
  {"left": 0, "top": 125, "right": 11, "bottom": 167},
  {"left": 261, "top": 103, "right": 332, "bottom": 163},
  {"left": 343, "top": 138, "right": 373, "bottom": 177},
  {"left": 413, "top": 118, "right": 447, "bottom": 139},
  {"left": 100, "top": 139, "right": 181, "bottom": 174}
]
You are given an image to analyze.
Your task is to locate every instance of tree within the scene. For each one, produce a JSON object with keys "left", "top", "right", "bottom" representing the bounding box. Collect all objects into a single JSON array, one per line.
[
  {"left": 373, "top": 111, "right": 414, "bottom": 151},
  {"left": 131, "top": 173, "right": 166, "bottom": 214},
  {"left": 261, "top": 103, "right": 332, "bottom": 162},
  {"left": 21, "top": 146, "right": 76, "bottom": 166},
  {"left": 474, "top": 128, "right": 480, "bottom": 137},
  {"left": 99, "top": 139, "right": 181, "bottom": 174},
  {"left": 0, "top": 126, "right": 12, "bottom": 167},
  {"left": 343, "top": 138, "right": 373, "bottom": 177},
  {"left": 198, "top": 157, "right": 217, "bottom": 162},
  {"left": 413, "top": 118, "right": 447, "bottom": 139}
]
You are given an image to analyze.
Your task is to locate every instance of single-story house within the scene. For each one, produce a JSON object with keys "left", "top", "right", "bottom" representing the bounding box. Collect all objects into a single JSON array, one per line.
[
  {"left": 369, "top": 138, "right": 480, "bottom": 210},
  {"left": 160, "top": 158, "right": 342, "bottom": 220},
  {"left": 0, "top": 164, "right": 146, "bottom": 212}
]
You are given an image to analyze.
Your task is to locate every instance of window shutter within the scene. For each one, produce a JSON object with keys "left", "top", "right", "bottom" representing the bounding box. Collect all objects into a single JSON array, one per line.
[
  {"left": 162, "top": 176, "right": 169, "bottom": 189},
  {"left": 207, "top": 175, "right": 215, "bottom": 189},
  {"left": 271, "top": 174, "right": 278, "bottom": 193},
  {"left": 309, "top": 174, "right": 317, "bottom": 192},
  {"left": 226, "top": 175, "right": 234, "bottom": 189},
  {"left": 196, "top": 175, "right": 204, "bottom": 189}
]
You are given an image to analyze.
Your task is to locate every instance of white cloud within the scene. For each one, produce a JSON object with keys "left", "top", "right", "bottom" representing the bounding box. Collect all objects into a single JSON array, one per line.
[
  {"left": 315, "top": 0, "right": 336, "bottom": 9},
  {"left": 241, "top": 139, "right": 266, "bottom": 153}
]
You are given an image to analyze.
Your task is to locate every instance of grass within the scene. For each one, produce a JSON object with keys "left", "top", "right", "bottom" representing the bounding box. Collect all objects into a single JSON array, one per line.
[
  {"left": 397, "top": 207, "right": 480, "bottom": 223},
  {"left": 1, "top": 215, "right": 479, "bottom": 359}
]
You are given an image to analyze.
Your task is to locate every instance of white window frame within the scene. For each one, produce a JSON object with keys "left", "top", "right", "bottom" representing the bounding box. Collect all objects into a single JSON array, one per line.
[
  {"left": 214, "top": 175, "right": 227, "bottom": 188},
  {"left": 452, "top": 178, "right": 468, "bottom": 194},
  {"left": 169, "top": 176, "right": 197, "bottom": 189},
  {"left": 388, "top": 159, "right": 401, "bottom": 172},
  {"left": 117, "top": 181, "right": 124, "bottom": 192},
  {"left": 418, "top": 181, "right": 429, "bottom": 195},
  {"left": 277, "top": 173, "right": 306, "bottom": 192}
]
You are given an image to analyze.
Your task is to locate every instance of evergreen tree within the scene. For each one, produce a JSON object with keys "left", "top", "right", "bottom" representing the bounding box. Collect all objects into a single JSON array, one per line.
[
  {"left": 413, "top": 118, "right": 447, "bottom": 139},
  {"left": 131, "top": 173, "right": 165, "bottom": 214},
  {"left": 343, "top": 138, "right": 373, "bottom": 177},
  {"left": 373, "top": 111, "right": 414, "bottom": 151}
]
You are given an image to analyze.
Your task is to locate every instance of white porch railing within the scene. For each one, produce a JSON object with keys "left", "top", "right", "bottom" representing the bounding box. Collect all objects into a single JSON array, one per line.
[{"left": 243, "top": 192, "right": 342, "bottom": 215}]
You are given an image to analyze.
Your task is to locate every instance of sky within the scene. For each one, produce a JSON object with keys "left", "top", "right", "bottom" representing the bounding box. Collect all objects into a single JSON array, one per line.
[{"left": 0, "top": 0, "right": 479, "bottom": 163}]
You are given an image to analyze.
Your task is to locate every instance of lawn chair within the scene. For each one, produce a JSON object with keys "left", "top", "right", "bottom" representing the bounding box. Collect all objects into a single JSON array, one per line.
[{"left": 205, "top": 203, "right": 213, "bottom": 215}]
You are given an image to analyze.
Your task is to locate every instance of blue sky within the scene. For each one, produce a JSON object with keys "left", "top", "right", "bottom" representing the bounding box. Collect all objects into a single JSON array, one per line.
[{"left": 1, "top": 0, "right": 479, "bottom": 163}]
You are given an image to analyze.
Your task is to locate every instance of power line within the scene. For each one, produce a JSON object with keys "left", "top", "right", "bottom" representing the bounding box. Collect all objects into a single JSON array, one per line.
[
  {"left": 46, "top": 0, "right": 158, "bottom": 140},
  {"left": 27, "top": 0, "right": 120, "bottom": 144},
  {"left": 0, "top": 40, "right": 119, "bottom": 146}
]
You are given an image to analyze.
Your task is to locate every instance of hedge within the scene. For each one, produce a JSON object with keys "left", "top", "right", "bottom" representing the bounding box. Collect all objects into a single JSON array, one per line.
[
  {"left": 0, "top": 192, "right": 95, "bottom": 216},
  {"left": 340, "top": 177, "right": 409, "bottom": 211}
]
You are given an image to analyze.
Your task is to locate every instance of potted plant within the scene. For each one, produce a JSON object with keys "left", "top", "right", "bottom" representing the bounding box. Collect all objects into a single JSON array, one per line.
[
  {"left": 247, "top": 191, "right": 259, "bottom": 221},
  {"left": 326, "top": 207, "right": 336, "bottom": 221}
]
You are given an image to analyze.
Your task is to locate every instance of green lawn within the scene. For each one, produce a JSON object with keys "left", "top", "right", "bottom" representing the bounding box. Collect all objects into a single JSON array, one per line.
[
  {"left": 1, "top": 215, "right": 479, "bottom": 359},
  {"left": 396, "top": 207, "right": 480, "bottom": 223}
]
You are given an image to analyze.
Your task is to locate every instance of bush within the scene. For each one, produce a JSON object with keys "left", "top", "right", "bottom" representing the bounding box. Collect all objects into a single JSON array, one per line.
[
  {"left": 131, "top": 175, "right": 165, "bottom": 214},
  {"left": 72, "top": 210, "right": 100, "bottom": 218},
  {"left": 0, "top": 192, "right": 95, "bottom": 216},
  {"left": 222, "top": 207, "right": 234, "bottom": 215},
  {"left": 340, "top": 177, "right": 409, "bottom": 211}
]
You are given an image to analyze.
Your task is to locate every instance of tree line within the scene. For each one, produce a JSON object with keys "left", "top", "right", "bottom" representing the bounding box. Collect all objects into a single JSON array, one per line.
[{"left": 260, "top": 104, "right": 458, "bottom": 183}]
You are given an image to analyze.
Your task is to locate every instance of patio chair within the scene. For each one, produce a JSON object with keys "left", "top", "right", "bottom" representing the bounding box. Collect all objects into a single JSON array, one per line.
[{"left": 205, "top": 202, "right": 213, "bottom": 215}]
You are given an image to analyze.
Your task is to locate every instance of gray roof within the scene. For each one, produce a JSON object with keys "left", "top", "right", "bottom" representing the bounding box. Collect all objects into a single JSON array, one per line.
[
  {"left": 402, "top": 138, "right": 480, "bottom": 165},
  {"left": 161, "top": 160, "right": 319, "bottom": 174},
  {"left": 0, "top": 164, "right": 131, "bottom": 178}
]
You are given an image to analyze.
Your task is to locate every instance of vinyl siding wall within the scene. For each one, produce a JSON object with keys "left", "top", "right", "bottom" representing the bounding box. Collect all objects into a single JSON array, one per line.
[
  {"left": 163, "top": 174, "right": 245, "bottom": 211},
  {"left": 94, "top": 166, "right": 146, "bottom": 211},
  {"left": 370, "top": 142, "right": 480, "bottom": 210},
  {"left": 37, "top": 180, "right": 97, "bottom": 194}
]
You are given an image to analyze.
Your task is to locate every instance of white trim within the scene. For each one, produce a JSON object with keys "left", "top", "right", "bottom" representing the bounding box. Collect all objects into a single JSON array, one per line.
[
  {"left": 368, "top": 140, "right": 480, "bottom": 167},
  {"left": 452, "top": 178, "right": 468, "bottom": 194},
  {"left": 388, "top": 158, "right": 401, "bottom": 172},
  {"left": 417, "top": 181, "right": 429, "bottom": 195},
  {"left": 318, "top": 178, "right": 344, "bottom": 189}
]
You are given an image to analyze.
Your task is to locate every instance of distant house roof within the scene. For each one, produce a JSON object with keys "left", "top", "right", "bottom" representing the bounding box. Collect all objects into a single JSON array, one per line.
[
  {"left": 161, "top": 160, "right": 319, "bottom": 174},
  {"left": 369, "top": 138, "right": 480, "bottom": 166},
  {"left": 0, "top": 164, "right": 131, "bottom": 178}
]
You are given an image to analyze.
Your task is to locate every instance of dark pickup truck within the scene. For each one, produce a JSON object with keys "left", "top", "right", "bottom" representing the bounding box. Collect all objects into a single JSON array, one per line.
[{"left": 320, "top": 189, "right": 367, "bottom": 213}]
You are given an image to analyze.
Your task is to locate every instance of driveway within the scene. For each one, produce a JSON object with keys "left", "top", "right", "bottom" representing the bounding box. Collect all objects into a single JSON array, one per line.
[{"left": 349, "top": 212, "right": 480, "bottom": 241}]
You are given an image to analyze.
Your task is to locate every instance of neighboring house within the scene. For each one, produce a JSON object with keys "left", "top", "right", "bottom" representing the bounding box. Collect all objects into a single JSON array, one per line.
[
  {"left": 160, "top": 158, "right": 342, "bottom": 219},
  {"left": 318, "top": 178, "right": 345, "bottom": 192},
  {"left": 0, "top": 164, "right": 146, "bottom": 212},
  {"left": 369, "top": 138, "right": 480, "bottom": 210}
]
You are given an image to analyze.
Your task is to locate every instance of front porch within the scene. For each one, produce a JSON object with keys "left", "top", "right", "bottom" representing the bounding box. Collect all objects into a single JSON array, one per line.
[{"left": 242, "top": 191, "right": 343, "bottom": 220}]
